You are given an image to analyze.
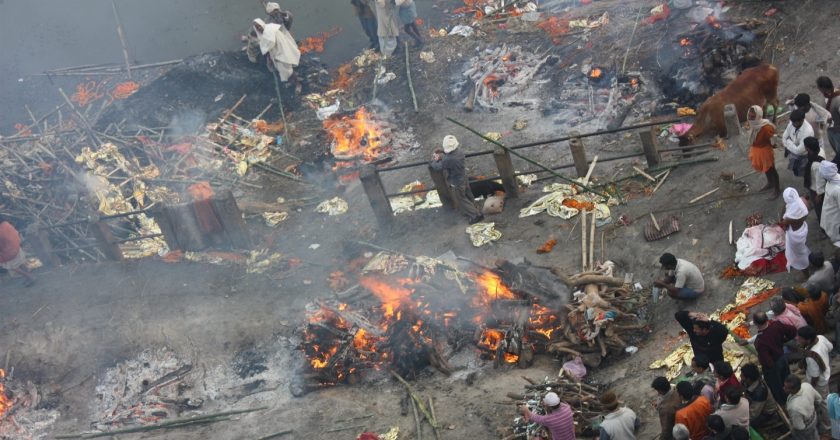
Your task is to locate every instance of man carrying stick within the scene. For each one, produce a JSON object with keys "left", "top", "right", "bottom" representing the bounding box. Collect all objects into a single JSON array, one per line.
[{"left": 430, "top": 135, "right": 483, "bottom": 224}]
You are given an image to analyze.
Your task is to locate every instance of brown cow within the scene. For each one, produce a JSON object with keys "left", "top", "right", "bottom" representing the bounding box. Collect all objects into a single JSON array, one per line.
[{"left": 679, "top": 64, "right": 779, "bottom": 145}]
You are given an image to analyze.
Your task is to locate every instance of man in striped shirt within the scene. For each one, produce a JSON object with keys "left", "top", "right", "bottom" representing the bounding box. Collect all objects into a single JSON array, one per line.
[{"left": 519, "top": 392, "right": 576, "bottom": 439}]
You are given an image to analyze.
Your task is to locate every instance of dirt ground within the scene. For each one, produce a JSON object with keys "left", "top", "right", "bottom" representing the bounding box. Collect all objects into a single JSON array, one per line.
[{"left": 3, "top": 1, "right": 840, "bottom": 439}]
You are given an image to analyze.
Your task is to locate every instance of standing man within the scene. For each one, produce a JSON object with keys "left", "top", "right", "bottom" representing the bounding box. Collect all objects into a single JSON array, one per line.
[
  {"left": 816, "top": 76, "right": 840, "bottom": 155},
  {"left": 785, "top": 375, "right": 823, "bottom": 440},
  {"left": 652, "top": 377, "right": 681, "bottom": 440},
  {"left": 792, "top": 94, "right": 831, "bottom": 149},
  {"left": 674, "top": 311, "right": 728, "bottom": 363},
  {"left": 351, "top": 0, "right": 380, "bottom": 52},
  {"left": 518, "top": 392, "right": 576, "bottom": 439},
  {"left": 797, "top": 325, "right": 833, "bottom": 398},
  {"left": 804, "top": 138, "right": 826, "bottom": 220},
  {"left": 598, "top": 391, "right": 640, "bottom": 440},
  {"left": 0, "top": 218, "right": 35, "bottom": 286},
  {"left": 739, "top": 363, "right": 777, "bottom": 428},
  {"left": 265, "top": 2, "right": 293, "bottom": 28},
  {"left": 253, "top": 18, "right": 301, "bottom": 83},
  {"left": 430, "top": 135, "right": 484, "bottom": 224},
  {"left": 820, "top": 161, "right": 840, "bottom": 246},
  {"left": 674, "top": 381, "right": 713, "bottom": 440},
  {"left": 750, "top": 311, "right": 796, "bottom": 404},
  {"left": 374, "top": 0, "right": 401, "bottom": 57},
  {"left": 784, "top": 110, "right": 816, "bottom": 177},
  {"left": 396, "top": 0, "right": 424, "bottom": 46},
  {"left": 655, "top": 253, "right": 705, "bottom": 300}
]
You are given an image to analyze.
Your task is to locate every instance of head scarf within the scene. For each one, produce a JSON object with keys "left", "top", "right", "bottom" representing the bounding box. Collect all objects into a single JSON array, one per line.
[
  {"left": 265, "top": 2, "right": 281, "bottom": 13},
  {"left": 783, "top": 188, "right": 808, "bottom": 220},
  {"left": 820, "top": 160, "right": 840, "bottom": 182},
  {"left": 747, "top": 105, "right": 774, "bottom": 145},
  {"left": 442, "top": 135, "right": 459, "bottom": 153},
  {"left": 252, "top": 18, "right": 266, "bottom": 33}
]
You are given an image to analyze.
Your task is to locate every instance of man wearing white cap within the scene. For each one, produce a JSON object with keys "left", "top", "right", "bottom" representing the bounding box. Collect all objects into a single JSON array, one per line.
[
  {"left": 431, "top": 135, "right": 483, "bottom": 224},
  {"left": 519, "top": 392, "right": 576, "bottom": 439},
  {"left": 820, "top": 161, "right": 840, "bottom": 246},
  {"left": 265, "top": 2, "right": 293, "bottom": 29}
]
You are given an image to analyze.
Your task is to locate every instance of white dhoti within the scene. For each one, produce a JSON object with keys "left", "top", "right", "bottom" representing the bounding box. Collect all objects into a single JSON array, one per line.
[
  {"left": 785, "top": 222, "right": 810, "bottom": 271},
  {"left": 375, "top": 0, "right": 401, "bottom": 57},
  {"left": 257, "top": 21, "right": 301, "bottom": 81}
]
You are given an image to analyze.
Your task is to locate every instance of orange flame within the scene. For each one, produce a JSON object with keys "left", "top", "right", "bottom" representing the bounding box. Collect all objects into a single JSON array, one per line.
[
  {"left": 706, "top": 15, "right": 721, "bottom": 29},
  {"left": 680, "top": 38, "right": 691, "bottom": 46},
  {"left": 0, "top": 368, "right": 9, "bottom": 417},
  {"left": 359, "top": 276, "right": 414, "bottom": 319},
  {"left": 299, "top": 27, "right": 342, "bottom": 54},
  {"left": 589, "top": 68, "right": 603, "bottom": 78},
  {"left": 324, "top": 107, "right": 385, "bottom": 161},
  {"left": 504, "top": 353, "right": 520, "bottom": 363},
  {"left": 472, "top": 271, "right": 516, "bottom": 304}
]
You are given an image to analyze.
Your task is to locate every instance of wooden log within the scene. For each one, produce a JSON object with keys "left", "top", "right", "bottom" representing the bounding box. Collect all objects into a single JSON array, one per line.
[
  {"left": 428, "top": 164, "right": 454, "bottom": 210},
  {"left": 89, "top": 216, "right": 123, "bottom": 261},
  {"left": 724, "top": 103, "right": 743, "bottom": 148},
  {"left": 589, "top": 211, "right": 596, "bottom": 269},
  {"left": 405, "top": 42, "right": 419, "bottom": 112},
  {"left": 632, "top": 166, "right": 656, "bottom": 182},
  {"left": 493, "top": 146, "right": 519, "bottom": 198},
  {"left": 652, "top": 169, "right": 670, "bottom": 193},
  {"left": 568, "top": 132, "right": 588, "bottom": 178},
  {"left": 639, "top": 129, "right": 660, "bottom": 167},
  {"left": 165, "top": 203, "right": 207, "bottom": 251},
  {"left": 149, "top": 205, "right": 180, "bottom": 251},
  {"left": 411, "top": 395, "right": 424, "bottom": 440},
  {"left": 583, "top": 155, "right": 599, "bottom": 185},
  {"left": 25, "top": 224, "right": 61, "bottom": 267},
  {"left": 211, "top": 189, "right": 251, "bottom": 249},
  {"left": 359, "top": 164, "right": 394, "bottom": 226}
]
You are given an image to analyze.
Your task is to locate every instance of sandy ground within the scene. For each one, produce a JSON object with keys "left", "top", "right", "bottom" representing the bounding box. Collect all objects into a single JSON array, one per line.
[{"left": 3, "top": 1, "right": 840, "bottom": 439}]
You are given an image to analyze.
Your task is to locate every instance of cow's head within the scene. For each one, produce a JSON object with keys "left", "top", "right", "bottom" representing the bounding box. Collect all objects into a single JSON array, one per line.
[{"left": 678, "top": 133, "right": 695, "bottom": 146}]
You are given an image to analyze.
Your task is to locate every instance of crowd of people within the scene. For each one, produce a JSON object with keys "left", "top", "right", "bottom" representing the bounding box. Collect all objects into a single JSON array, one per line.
[{"left": 521, "top": 76, "right": 840, "bottom": 440}]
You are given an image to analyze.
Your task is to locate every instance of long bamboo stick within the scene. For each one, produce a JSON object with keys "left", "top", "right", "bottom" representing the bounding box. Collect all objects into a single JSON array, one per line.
[
  {"left": 390, "top": 370, "right": 437, "bottom": 427},
  {"left": 55, "top": 406, "right": 267, "bottom": 438},
  {"left": 428, "top": 396, "right": 442, "bottom": 440},
  {"left": 405, "top": 42, "right": 419, "bottom": 112},
  {"left": 589, "top": 210, "right": 596, "bottom": 269},
  {"left": 447, "top": 118, "right": 609, "bottom": 198},
  {"left": 411, "top": 395, "right": 424, "bottom": 440},
  {"left": 581, "top": 209, "right": 587, "bottom": 272},
  {"left": 110, "top": 0, "right": 133, "bottom": 79}
]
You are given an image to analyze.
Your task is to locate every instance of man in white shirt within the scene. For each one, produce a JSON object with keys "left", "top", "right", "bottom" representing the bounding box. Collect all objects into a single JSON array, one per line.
[
  {"left": 792, "top": 94, "right": 832, "bottom": 151},
  {"left": 797, "top": 325, "right": 833, "bottom": 398},
  {"left": 785, "top": 110, "right": 816, "bottom": 177},
  {"left": 805, "top": 138, "right": 827, "bottom": 220},
  {"left": 655, "top": 253, "right": 705, "bottom": 300}
]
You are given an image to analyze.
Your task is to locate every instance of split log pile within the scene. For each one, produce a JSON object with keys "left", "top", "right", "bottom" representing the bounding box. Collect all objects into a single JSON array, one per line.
[{"left": 293, "top": 246, "right": 650, "bottom": 395}]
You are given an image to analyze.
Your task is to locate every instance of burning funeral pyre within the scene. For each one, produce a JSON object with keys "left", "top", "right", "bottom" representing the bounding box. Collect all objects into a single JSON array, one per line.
[
  {"left": 0, "top": 368, "right": 61, "bottom": 439},
  {"left": 293, "top": 250, "right": 650, "bottom": 395},
  {"left": 322, "top": 107, "right": 395, "bottom": 182}
]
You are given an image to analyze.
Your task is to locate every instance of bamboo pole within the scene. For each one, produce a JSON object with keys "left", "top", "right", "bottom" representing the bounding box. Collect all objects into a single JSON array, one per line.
[
  {"left": 581, "top": 209, "right": 587, "bottom": 272},
  {"left": 652, "top": 169, "right": 670, "bottom": 193},
  {"left": 589, "top": 210, "right": 596, "bottom": 269},
  {"left": 272, "top": 71, "right": 293, "bottom": 148},
  {"left": 689, "top": 187, "right": 720, "bottom": 204},
  {"left": 110, "top": 0, "right": 133, "bottom": 79},
  {"left": 390, "top": 370, "right": 437, "bottom": 427},
  {"left": 428, "top": 396, "right": 442, "bottom": 440},
  {"left": 411, "top": 395, "right": 424, "bottom": 440},
  {"left": 405, "top": 42, "right": 419, "bottom": 112},
  {"left": 55, "top": 406, "right": 267, "bottom": 438},
  {"left": 447, "top": 118, "right": 609, "bottom": 198}
]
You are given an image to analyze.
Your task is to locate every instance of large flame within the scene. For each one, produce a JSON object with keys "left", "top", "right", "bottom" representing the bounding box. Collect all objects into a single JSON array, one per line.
[
  {"left": 589, "top": 68, "right": 603, "bottom": 78},
  {"left": 0, "top": 368, "right": 9, "bottom": 417},
  {"left": 472, "top": 271, "right": 516, "bottom": 303},
  {"left": 323, "top": 107, "right": 384, "bottom": 161},
  {"left": 359, "top": 276, "right": 414, "bottom": 319}
]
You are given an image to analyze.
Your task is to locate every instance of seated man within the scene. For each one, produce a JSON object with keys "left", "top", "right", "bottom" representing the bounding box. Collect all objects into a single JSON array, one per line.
[
  {"left": 655, "top": 253, "right": 705, "bottom": 299},
  {"left": 739, "top": 363, "right": 776, "bottom": 428}
]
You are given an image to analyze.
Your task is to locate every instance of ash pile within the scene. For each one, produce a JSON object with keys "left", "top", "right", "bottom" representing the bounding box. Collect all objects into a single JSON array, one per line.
[
  {"left": 0, "top": 368, "right": 61, "bottom": 440},
  {"left": 291, "top": 245, "right": 650, "bottom": 396}
]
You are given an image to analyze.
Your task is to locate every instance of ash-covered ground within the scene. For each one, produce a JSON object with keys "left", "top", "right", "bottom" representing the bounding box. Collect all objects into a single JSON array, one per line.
[{"left": 2, "top": 1, "right": 840, "bottom": 439}]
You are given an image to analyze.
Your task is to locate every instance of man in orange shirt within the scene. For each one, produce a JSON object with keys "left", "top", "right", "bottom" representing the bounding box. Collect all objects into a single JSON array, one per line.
[
  {"left": 674, "top": 381, "right": 712, "bottom": 440},
  {"left": 0, "top": 219, "right": 34, "bottom": 286}
]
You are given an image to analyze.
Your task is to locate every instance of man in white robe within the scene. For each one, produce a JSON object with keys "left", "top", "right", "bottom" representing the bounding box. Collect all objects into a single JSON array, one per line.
[
  {"left": 375, "top": 0, "right": 401, "bottom": 57},
  {"left": 254, "top": 18, "right": 300, "bottom": 82},
  {"left": 819, "top": 161, "right": 840, "bottom": 246}
]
